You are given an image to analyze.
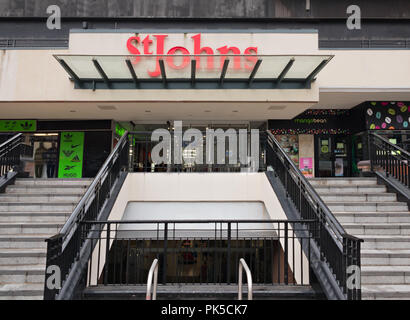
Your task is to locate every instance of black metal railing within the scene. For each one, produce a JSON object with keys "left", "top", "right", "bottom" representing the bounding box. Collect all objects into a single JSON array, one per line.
[
  {"left": 266, "top": 131, "right": 362, "bottom": 300},
  {"left": 81, "top": 219, "right": 314, "bottom": 288},
  {"left": 0, "top": 133, "right": 23, "bottom": 178},
  {"left": 43, "top": 132, "right": 129, "bottom": 300},
  {"left": 369, "top": 132, "right": 410, "bottom": 189},
  {"left": 128, "top": 131, "right": 266, "bottom": 173}
]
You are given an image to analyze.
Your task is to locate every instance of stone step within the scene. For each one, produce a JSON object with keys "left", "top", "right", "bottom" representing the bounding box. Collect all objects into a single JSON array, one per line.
[
  {"left": 326, "top": 202, "right": 408, "bottom": 212},
  {"left": 361, "top": 266, "right": 410, "bottom": 285},
  {"left": 83, "top": 284, "right": 323, "bottom": 300},
  {"left": 6, "top": 185, "right": 88, "bottom": 194},
  {"left": 344, "top": 223, "right": 410, "bottom": 236},
  {"left": 0, "top": 223, "right": 63, "bottom": 235},
  {"left": 333, "top": 212, "right": 410, "bottom": 224},
  {"left": 14, "top": 178, "right": 92, "bottom": 186},
  {"left": 0, "top": 283, "right": 43, "bottom": 299},
  {"left": 0, "top": 264, "right": 45, "bottom": 283},
  {"left": 0, "top": 249, "right": 46, "bottom": 266},
  {"left": 360, "top": 235, "right": 410, "bottom": 250},
  {"left": 314, "top": 185, "right": 387, "bottom": 193},
  {"left": 320, "top": 193, "right": 396, "bottom": 202},
  {"left": 0, "top": 212, "right": 69, "bottom": 223},
  {"left": 309, "top": 178, "right": 378, "bottom": 186},
  {"left": 361, "top": 249, "right": 410, "bottom": 266},
  {"left": 0, "top": 235, "right": 49, "bottom": 249},
  {"left": 362, "top": 284, "right": 410, "bottom": 299},
  {"left": 0, "top": 202, "right": 77, "bottom": 212},
  {"left": 0, "top": 193, "right": 83, "bottom": 203}
]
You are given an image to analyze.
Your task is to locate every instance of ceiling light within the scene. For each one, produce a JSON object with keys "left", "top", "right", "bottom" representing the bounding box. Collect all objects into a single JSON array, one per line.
[
  {"left": 97, "top": 105, "right": 117, "bottom": 110},
  {"left": 268, "top": 105, "right": 286, "bottom": 110}
]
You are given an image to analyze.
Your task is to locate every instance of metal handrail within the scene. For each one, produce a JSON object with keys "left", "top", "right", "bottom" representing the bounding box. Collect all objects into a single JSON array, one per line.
[
  {"left": 266, "top": 131, "right": 348, "bottom": 238},
  {"left": 0, "top": 133, "right": 22, "bottom": 149},
  {"left": 59, "top": 131, "right": 129, "bottom": 241},
  {"left": 370, "top": 131, "right": 410, "bottom": 157},
  {"left": 146, "top": 259, "right": 159, "bottom": 300},
  {"left": 238, "top": 258, "right": 252, "bottom": 300}
]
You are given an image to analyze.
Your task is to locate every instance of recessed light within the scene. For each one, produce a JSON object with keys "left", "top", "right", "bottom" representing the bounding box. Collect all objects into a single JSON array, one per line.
[
  {"left": 97, "top": 105, "right": 117, "bottom": 110},
  {"left": 268, "top": 105, "right": 286, "bottom": 110}
]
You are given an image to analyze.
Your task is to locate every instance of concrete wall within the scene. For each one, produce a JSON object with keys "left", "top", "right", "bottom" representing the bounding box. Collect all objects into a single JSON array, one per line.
[
  {"left": 1, "top": 31, "right": 410, "bottom": 106},
  {"left": 1, "top": 0, "right": 410, "bottom": 18}
]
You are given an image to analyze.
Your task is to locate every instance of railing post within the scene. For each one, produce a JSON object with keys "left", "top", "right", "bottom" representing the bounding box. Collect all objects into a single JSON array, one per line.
[
  {"left": 368, "top": 132, "right": 374, "bottom": 172},
  {"left": 104, "top": 222, "right": 110, "bottom": 285},
  {"left": 163, "top": 222, "right": 168, "bottom": 285},
  {"left": 284, "top": 222, "right": 288, "bottom": 285},
  {"left": 227, "top": 222, "right": 231, "bottom": 285},
  {"left": 342, "top": 236, "right": 348, "bottom": 297},
  {"left": 44, "top": 234, "right": 64, "bottom": 300}
]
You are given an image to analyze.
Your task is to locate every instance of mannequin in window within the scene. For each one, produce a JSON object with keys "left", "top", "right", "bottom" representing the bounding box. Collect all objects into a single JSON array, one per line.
[
  {"left": 45, "top": 142, "right": 58, "bottom": 178},
  {"left": 34, "top": 142, "right": 47, "bottom": 178}
]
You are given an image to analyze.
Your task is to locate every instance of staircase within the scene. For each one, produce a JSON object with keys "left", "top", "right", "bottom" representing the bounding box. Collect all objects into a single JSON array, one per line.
[
  {"left": 83, "top": 284, "right": 325, "bottom": 300},
  {"left": 310, "top": 177, "right": 410, "bottom": 300},
  {"left": 0, "top": 178, "right": 92, "bottom": 300}
]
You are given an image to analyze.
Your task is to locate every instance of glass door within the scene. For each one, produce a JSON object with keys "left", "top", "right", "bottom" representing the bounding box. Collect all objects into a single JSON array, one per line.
[
  {"left": 316, "top": 136, "right": 332, "bottom": 177},
  {"left": 315, "top": 135, "right": 350, "bottom": 177}
]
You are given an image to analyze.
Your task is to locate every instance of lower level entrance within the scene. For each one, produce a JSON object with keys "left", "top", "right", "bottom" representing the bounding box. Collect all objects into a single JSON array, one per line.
[{"left": 315, "top": 135, "right": 351, "bottom": 177}]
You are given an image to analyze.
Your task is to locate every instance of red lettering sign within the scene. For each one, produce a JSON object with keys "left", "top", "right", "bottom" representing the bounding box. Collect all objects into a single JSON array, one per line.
[{"left": 126, "top": 33, "right": 258, "bottom": 78}]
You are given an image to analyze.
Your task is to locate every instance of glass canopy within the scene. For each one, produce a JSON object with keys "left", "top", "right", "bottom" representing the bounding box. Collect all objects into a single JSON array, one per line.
[{"left": 54, "top": 54, "right": 333, "bottom": 90}]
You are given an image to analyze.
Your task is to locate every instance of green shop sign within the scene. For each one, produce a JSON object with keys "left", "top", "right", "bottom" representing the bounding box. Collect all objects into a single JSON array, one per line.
[
  {"left": 0, "top": 120, "right": 36, "bottom": 132},
  {"left": 58, "top": 132, "right": 85, "bottom": 178},
  {"left": 115, "top": 123, "right": 126, "bottom": 137}
]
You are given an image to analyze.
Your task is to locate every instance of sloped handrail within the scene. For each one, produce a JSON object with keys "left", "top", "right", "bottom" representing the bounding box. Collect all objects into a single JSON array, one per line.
[
  {"left": 266, "top": 131, "right": 362, "bottom": 300},
  {"left": 369, "top": 132, "right": 410, "bottom": 189},
  {"left": 0, "top": 133, "right": 23, "bottom": 178},
  {"left": 43, "top": 132, "right": 129, "bottom": 300}
]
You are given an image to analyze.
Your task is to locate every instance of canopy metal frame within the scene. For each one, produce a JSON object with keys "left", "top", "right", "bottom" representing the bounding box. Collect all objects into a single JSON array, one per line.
[{"left": 54, "top": 54, "right": 333, "bottom": 90}]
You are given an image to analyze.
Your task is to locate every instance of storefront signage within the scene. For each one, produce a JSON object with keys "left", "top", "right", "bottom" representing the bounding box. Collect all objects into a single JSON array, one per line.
[
  {"left": 294, "top": 118, "right": 327, "bottom": 124},
  {"left": 269, "top": 109, "right": 361, "bottom": 135},
  {"left": 58, "top": 132, "right": 85, "bottom": 178},
  {"left": 126, "top": 33, "right": 258, "bottom": 77},
  {"left": 0, "top": 120, "right": 36, "bottom": 132}
]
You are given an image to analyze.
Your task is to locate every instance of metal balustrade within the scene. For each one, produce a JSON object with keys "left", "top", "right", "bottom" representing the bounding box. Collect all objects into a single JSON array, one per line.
[
  {"left": 43, "top": 132, "right": 129, "bottom": 300},
  {"left": 369, "top": 132, "right": 410, "bottom": 189},
  {"left": 266, "top": 132, "right": 363, "bottom": 300},
  {"left": 0, "top": 133, "right": 23, "bottom": 184}
]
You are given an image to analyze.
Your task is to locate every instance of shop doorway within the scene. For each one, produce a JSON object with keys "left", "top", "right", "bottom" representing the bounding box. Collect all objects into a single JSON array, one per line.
[{"left": 315, "top": 135, "right": 351, "bottom": 177}]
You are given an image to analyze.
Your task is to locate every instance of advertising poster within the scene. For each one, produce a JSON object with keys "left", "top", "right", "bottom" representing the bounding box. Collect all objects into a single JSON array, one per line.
[
  {"left": 299, "top": 157, "right": 313, "bottom": 178},
  {"left": 335, "top": 158, "right": 344, "bottom": 177},
  {"left": 275, "top": 135, "right": 299, "bottom": 166},
  {"left": 58, "top": 132, "right": 85, "bottom": 178}
]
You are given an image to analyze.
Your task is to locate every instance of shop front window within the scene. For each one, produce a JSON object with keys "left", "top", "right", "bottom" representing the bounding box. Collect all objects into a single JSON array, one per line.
[{"left": 274, "top": 135, "right": 299, "bottom": 166}]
